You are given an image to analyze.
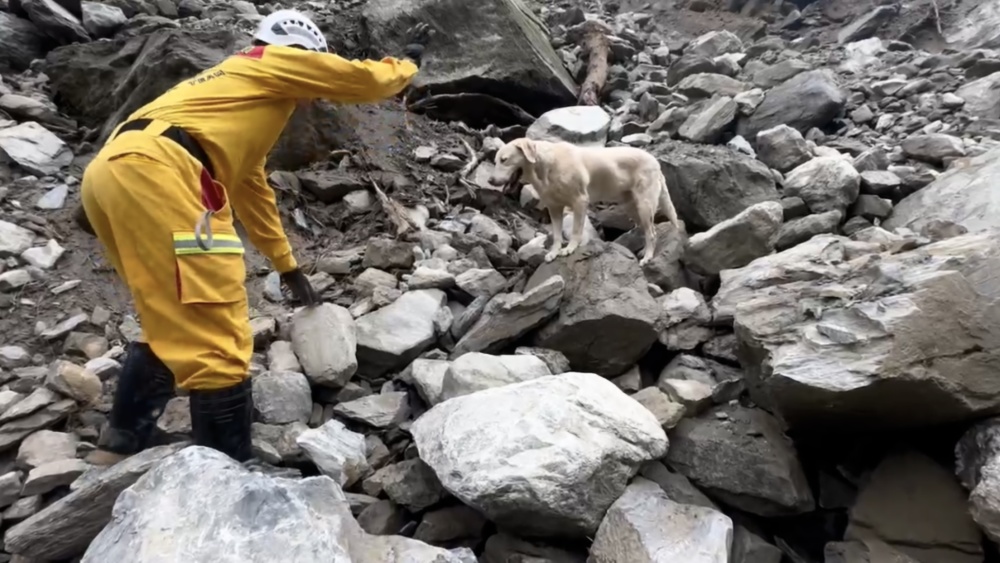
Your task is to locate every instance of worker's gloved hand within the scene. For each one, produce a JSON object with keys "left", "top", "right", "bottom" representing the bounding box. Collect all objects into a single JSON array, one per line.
[
  {"left": 280, "top": 268, "right": 319, "bottom": 306},
  {"left": 403, "top": 22, "right": 434, "bottom": 67}
]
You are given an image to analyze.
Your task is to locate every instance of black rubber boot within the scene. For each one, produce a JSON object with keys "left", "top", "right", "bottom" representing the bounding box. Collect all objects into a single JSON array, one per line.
[
  {"left": 188, "top": 378, "right": 254, "bottom": 463},
  {"left": 88, "top": 342, "right": 176, "bottom": 465}
]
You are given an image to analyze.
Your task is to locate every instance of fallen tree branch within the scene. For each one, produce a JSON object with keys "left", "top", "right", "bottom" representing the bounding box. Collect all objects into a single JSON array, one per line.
[
  {"left": 930, "top": 0, "right": 943, "bottom": 35},
  {"left": 370, "top": 178, "right": 419, "bottom": 237},
  {"left": 569, "top": 20, "right": 613, "bottom": 106},
  {"left": 459, "top": 138, "right": 479, "bottom": 178}
]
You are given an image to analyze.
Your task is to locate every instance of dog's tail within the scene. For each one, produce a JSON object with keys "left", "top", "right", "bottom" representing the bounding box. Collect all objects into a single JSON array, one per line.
[{"left": 656, "top": 171, "right": 685, "bottom": 233}]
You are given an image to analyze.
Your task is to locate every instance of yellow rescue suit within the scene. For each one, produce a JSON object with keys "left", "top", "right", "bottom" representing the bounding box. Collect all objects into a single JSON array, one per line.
[{"left": 81, "top": 45, "right": 418, "bottom": 390}]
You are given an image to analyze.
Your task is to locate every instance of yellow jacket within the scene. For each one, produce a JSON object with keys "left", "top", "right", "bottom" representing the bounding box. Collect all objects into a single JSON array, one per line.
[{"left": 106, "top": 45, "right": 418, "bottom": 273}]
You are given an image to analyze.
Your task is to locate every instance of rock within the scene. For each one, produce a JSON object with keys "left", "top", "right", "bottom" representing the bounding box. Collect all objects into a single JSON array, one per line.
[
  {"left": 846, "top": 450, "right": 982, "bottom": 563},
  {"left": 333, "top": 392, "right": 410, "bottom": 429},
  {"left": 80, "top": 446, "right": 467, "bottom": 563},
  {"left": 838, "top": 5, "right": 898, "bottom": 44},
  {"left": 407, "top": 358, "right": 450, "bottom": 406},
  {"left": 298, "top": 169, "right": 367, "bottom": 203},
  {"left": 455, "top": 268, "right": 506, "bottom": 298},
  {"left": 251, "top": 371, "right": 312, "bottom": 425},
  {"left": 666, "top": 404, "right": 815, "bottom": 516},
  {"left": 354, "top": 267, "right": 397, "bottom": 296},
  {"left": 22, "top": 458, "right": 89, "bottom": 496},
  {"left": 295, "top": 419, "right": 369, "bottom": 487},
  {"left": 588, "top": 478, "right": 733, "bottom": 563},
  {"left": 526, "top": 105, "right": 611, "bottom": 147},
  {"left": 678, "top": 95, "right": 738, "bottom": 144},
  {"left": 362, "top": 238, "right": 415, "bottom": 270},
  {"left": 955, "top": 71, "right": 1000, "bottom": 118},
  {"left": 720, "top": 232, "right": 1000, "bottom": 429},
  {"left": 782, "top": 156, "right": 860, "bottom": 213},
  {"left": 756, "top": 124, "right": 812, "bottom": 172},
  {"left": 468, "top": 214, "right": 513, "bottom": 252},
  {"left": 16, "top": 430, "right": 77, "bottom": 470},
  {"left": 775, "top": 210, "right": 842, "bottom": 250},
  {"left": 0, "top": 122, "right": 73, "bottom": 176},
  {"left": 481, "top": 532, "right": 586, "bottom": 563},
  {"left": 415, "top": 505, "right": 488, "bottom": 543},
  {"left": 656, "top": 288, "right": 713, "bottom": 351},
  {"left": 35, "top": 183, "right": 69, "bottom": 209},
  {"left": 0, "top": 220, "right": 34, "bottom": 258},
  {"left": 355, "top": 290, "right": 446, "bottom": 376},
  {"left": 683, "top": 201, "right": 783, "bottom": 276},
  {"left": 440, "top": 352, "right": 552, "bottom": 401},
  {"left": 676, "top": 73, "right": 748, "bottom": 99},
  {"left": 0, "top": 472, "right": 23, "bottom": 509},
  {"left": 357, "top": 499, "right": 406, "bottom": 535},
  {"left": 653, "top": 139, "right": 779, "bottom": 230},
  {"left": 4, "top": 444, "right": 185, "bottom": 560},
  {"left": 525, "top": 243, "right": 657, "bottom": 376},
  {"left": 737, "top": 69, "right": 846, "bottom": 139},
  {"left": 751, "top": 58, "right": 812, "bottom": 88},
  {"left": 290, "top": 303, "right": 357, "bottom": 388},
  {"left": 267, "top": 341, "right": 301, "bottom": 373},
  {"left": 0, "top": 12, "right": 48, "bottom": 72},
  {"left": 411, "top": 373, "right": 668, "bottom": 539},
  {"left": 900, "top": 134, "right": 966, "bottom": 164},
  {"left": 824, "top": 539, "right": 921, "bottom": 563},
  {"left": 452, "top": 276, "right": 564, "bottom": 356},
  {"left": 732, "top": 526, "right": 783, "bottom": 563},
  {"left": 21, "top": 239, "right": 65, "bottom": 270},
  {"left": 21, "top": 0, "right": 90, "bottom": 45},
  {"left": 45, "top": 359, "right": 102, "bottom": 405},
  {"left": 631, "top": 387, "right": 686, "bottom": 429},
  {"left": 408, "top": 266, "right": 455, "bottom": 290},
  {"left": 81, "top": 1, "right": 126, "bottom": 38},
  {"left": 366, "top": 459, "right": 446, "bottom": 512},
  {"left": 885, "top": 148, "right": 1000, "bottom": 233},
  {"left": 361, "top": 0, "right": 576, "bottom": 120}
]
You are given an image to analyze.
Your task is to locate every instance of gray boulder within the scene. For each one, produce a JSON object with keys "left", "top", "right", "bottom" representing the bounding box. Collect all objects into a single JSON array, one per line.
[
  {"left": 719, "top": 232, "right": 1000, "bottom": 430},
  {"left": 0, "top": 12, "right": 49, "bottom": 72},
  {"left": 80, "top": 447, "right": 468, "bottom": 563},
  {"left": 361, "top": 0, "right": 576, "bottom": 119},
  {"left": 653, "top": 139, "right": 779, "bottom": 230},
  {"left": 666, "top": 404, "right": 815, "bottom": 516},
  {"left": 440, "top": 352, "right": 552, "bottom": 402},
  {"left": 82, "top": 1, "right": 126, "bottom": 38},
  {"left": 782, "top": 156, "right": 860, "bottom": 214},
  {"left": 885, "top": 148, "right": 1000, "bottom": 233},
  {"left": 21, "top": 0, "right": 89, "bottom": 45},
  {"left": 738, "top": 69, "right": 846, "bottom": 140},
  {"left": 525, "top": 242, "right": 657, "bottom": 376},
  {"left": 355, "top": 289, "right": 447, "bottom": 376},
  {"left": 452, "top": 275, "right": 564, "bottom": 356},
  {"left": 755, "top": 124, "right": 812, "bottom": 172},
  {"left": 588, "top": 478, "right": 733, "bottom": 563},
  {"left": 412, "top": 373, "right": 668, "bottom": 539},
  {"left": 683, "top": 201, "right": 783, "bottom": 276},
  {"left": 290, "top": 303, "right": 357, "bottom": 388}
]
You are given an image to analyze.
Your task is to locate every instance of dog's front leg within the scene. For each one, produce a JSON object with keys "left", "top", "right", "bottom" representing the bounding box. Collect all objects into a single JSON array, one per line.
[
  {"left": 560, "top": 198, "right": 588, "bottom": 258},
  {"left": 544, "top": 204, "right": 565, "bottom": 262}
]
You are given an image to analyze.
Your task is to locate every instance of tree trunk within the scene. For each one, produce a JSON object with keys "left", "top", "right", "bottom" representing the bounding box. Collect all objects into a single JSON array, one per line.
[{"left": 574, "top": 20, "right": 611, "bottom": 106}]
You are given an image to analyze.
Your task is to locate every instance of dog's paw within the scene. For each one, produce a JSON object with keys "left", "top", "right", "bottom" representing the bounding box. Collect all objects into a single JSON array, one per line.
[
  {"left": 543, "top": 250, "right": 559, "bottom": 263},
  {"left": 559, "top": 245, "right": 578, "bottom": 257}
]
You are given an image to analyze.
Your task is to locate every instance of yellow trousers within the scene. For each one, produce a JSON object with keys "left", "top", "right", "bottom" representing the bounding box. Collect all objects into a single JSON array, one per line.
[{"left": 81, "top": 130, "right": 252, "bottom": 391}]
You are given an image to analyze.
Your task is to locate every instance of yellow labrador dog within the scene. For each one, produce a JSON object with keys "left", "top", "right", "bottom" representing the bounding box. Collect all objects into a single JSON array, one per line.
[{"left": 489, "top": 137, "right": 684, "bottom": 265}]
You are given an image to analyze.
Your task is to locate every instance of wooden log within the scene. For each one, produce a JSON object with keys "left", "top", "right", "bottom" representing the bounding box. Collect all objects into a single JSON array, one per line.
[{"left": 571, "top": 20, "right": 612, "bottom": 106}]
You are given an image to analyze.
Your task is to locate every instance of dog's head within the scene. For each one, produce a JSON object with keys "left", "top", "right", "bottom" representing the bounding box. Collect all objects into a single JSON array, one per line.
[{"left": 488, "top": 137, "right": 538, "bottom": 187}]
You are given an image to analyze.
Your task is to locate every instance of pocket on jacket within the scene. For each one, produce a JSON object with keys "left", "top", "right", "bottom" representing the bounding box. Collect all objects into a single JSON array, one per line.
[{"left": 172, "top": 231, "right": 247, "bottom": 305}]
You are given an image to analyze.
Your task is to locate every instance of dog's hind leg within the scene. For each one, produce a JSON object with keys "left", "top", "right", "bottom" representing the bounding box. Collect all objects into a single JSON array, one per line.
[
  {"left": 657, "top": 172, "right": 685, "bottom": 234},
  {"left": 559, "top": 196, "right": 589, "bottom": 259},
  {"left": 633, "top": 190, "right": 659, "bottom": 266},
  {"left": 544, "top": 204, "right": 565, "bottom": 263}
]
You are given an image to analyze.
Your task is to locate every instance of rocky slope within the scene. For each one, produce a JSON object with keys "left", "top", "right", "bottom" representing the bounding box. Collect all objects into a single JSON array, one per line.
[{"left": 4, "top": 0, "right": 1000, "bottom": 560}]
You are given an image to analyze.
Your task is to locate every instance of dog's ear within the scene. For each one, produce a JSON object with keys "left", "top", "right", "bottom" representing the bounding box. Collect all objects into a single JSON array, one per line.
[{"left": 517, "top": 139, "right": 538, "bottom": 164}]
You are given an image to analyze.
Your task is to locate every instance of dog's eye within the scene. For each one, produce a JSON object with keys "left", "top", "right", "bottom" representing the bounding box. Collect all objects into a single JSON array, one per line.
[{"left": 500, "top": 156, "right": 507, "bottom": 163}]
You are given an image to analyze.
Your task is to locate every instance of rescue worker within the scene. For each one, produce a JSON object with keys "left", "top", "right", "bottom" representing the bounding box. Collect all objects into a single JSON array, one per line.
[{"left": 78, "top": 9, "right": 430, "bottom": 466}]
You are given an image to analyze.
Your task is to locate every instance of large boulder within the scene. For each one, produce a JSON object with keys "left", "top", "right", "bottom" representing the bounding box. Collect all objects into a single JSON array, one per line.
[
  {"left": 0, "top": 12, "right": 49, "bottom": 72},
  {"left": 355, "top": 289, "right": 448, "bottom": 376},
  {"left": 885, "top": 148, "right": 1000, "bottom": 233},
  {"left": 652, "top": 139, "right": 780, "bottom": 230},
  {"left": 719, "top": 232, "right": 1000, "bottom": 430},
  {"left": 361, "top": 0, "right": 577, "bottom": 122},
  {"left": 737, "top": 69, "right": 847, "bottom": 140},
  {"left": 525, "top": 241, "right": 658, "bottom": 376},
  {"left": 955, "top": 71, "right": 1000, "bottom": 118},
  {"left": 21, "top": 0, "right": 90, "bottom": 45},
  {"left": 80, "top": 446, "right": 469, "bottom": 563},
  {"left": 411, "top": 373, "right": 668, "bottom": 539},
  {"left": 0, "top": 122, "right": 74, "bottom": 176}
]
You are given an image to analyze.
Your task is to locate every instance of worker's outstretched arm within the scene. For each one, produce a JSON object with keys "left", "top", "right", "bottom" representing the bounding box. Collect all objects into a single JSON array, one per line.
[
  {"left": 235, "top": 45, "right": 419, "bottom": 104},
  {"left": 230, "top": 163, "right": 297, "bottom": 274}
]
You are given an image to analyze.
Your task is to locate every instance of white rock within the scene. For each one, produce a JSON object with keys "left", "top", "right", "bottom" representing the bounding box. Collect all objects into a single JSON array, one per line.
[
  {"left": 21, "top": 239, "right": 65, "bottom": 270},
  {"left": 0, "top": 122, "right": 73, "bottom": 176},
  {"left": 290, "top": 303, "right": 357, "bottom": 388},
  {"left": 296, "top": 419, "right": 369, "bottom": 487},
  {"left": 0, "top": 220, "right": 34, "bottom": 258},
  {"left": 440, "top": 352, "right": 551, "bottom": 402},
  {"left": 412, "top": 373, "right": 668, "bottom": 538},
  {"left": 251, "top": 371, "right": 312, "bottom": 425},
  {"left": 526, "top": 105, "right": 612, "bottom": 147},
  {"left": 35, "top": 184, "right": 68, "bottom": 210},
  {"left": 80, "top": 446, "right": 469, "bottom": 563},
  {"left": 355, "top": 289, "right": 447, "bottom": 376}
]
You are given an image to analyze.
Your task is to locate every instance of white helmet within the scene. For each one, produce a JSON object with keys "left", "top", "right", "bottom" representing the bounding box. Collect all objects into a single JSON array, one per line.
[{"left": 254, "top": 9, "right": 328, "bottom": 52}]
